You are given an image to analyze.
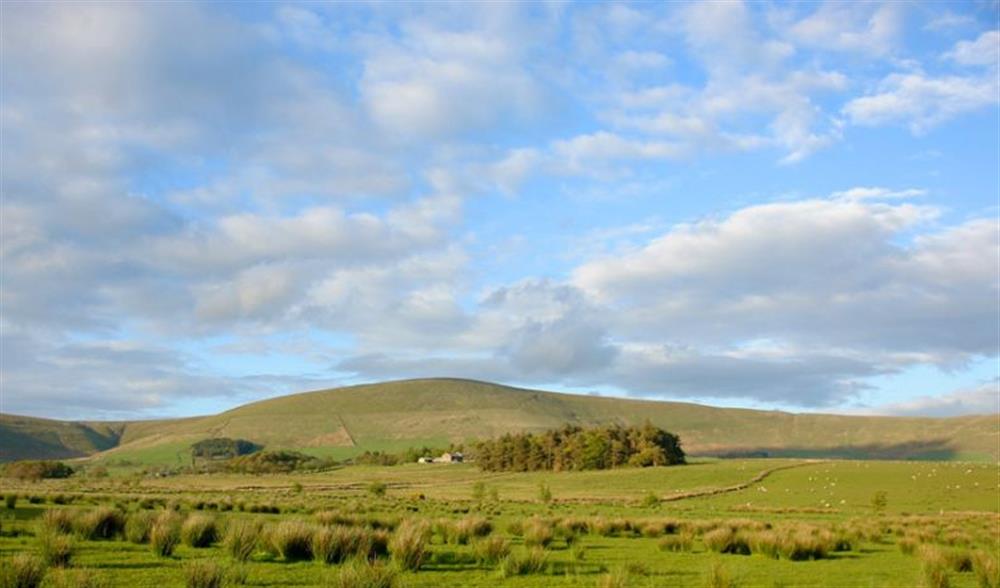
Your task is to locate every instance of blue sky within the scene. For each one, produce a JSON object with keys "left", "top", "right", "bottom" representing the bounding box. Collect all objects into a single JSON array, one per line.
[{"left": 1, "top": 1, "right": 997, "bottom": 420}]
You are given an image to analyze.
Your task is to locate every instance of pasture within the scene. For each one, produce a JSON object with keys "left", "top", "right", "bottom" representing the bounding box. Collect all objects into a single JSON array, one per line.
[{"left": 1, "top": 459, "right": 997, "bottom": 588}]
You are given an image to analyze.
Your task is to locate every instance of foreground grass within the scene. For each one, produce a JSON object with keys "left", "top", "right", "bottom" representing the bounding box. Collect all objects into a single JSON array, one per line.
[{"left": 0, "top": 458, "right": 996, "bottom": 587}]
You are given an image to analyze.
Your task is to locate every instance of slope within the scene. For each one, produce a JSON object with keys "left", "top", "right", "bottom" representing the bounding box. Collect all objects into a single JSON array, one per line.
[{"left": 4, "top": 379, "right": 998, "bottom": 464}]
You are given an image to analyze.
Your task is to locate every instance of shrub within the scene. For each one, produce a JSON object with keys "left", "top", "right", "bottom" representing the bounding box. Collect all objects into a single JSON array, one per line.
[
  {"left": 703, "top": 528, "right": 750, "bottom": 555},
  {"left": 659, "top": 532, "right": 695, "bottom": 553},
  {"left": 73, "top": 507, "right": 124, "bottom": 541},
  {"left": 329, "top": 560, "right": 398, "bottom": 588},
  {"left": 4, "top": 495, "right": 17, "bottom": 510},
  {"left": 181, "top": 515, "right": 219, "bottom": 548},
  {"left": 182, "top": 560, "right": 225, "bottom": 588},
  {"left": 523, "top": 518, "right": 554, "bottom": 548},
  {"left": 39, "top": 510, "right": 76, "bottom": 535},
  {"left": 125, "top": 511, "right": 155, "bottom": 544},
  {"left": 641, "top": 491, "right": 661, "bottom": 509},
  {"left": 224, "top": 520, "right": 260, "bottom": 563},
  {"left": 389, "top": 519, "right": 430, "bottom": 572},
  {"left": 268, "top": 521, "right": 315, "bottom": 561},
  {"left": 150, "top": 512, "right": 182, "bottom": 557},
  {"left": 473, "top": 536, "right": 510, "bottom": 566},
  {"left": 0, "top": 554, "right": 46, "bottom": 588}
]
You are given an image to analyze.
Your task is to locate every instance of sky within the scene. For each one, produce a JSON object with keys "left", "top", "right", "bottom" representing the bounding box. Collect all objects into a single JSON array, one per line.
[{"left": 1, "top": 1, "right": 998, "bottom": 421}]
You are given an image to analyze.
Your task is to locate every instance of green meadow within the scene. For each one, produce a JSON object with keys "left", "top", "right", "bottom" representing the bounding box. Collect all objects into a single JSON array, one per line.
[{"left": 1, "top": 458, "right": 997, "bottom": 588}]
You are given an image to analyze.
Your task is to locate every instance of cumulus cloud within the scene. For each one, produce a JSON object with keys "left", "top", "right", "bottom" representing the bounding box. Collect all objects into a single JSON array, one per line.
[
  {"left": 945, "top": 30, "right": 1000, "bottom": 67},
  {"left": 844, "top": 71, "right": 998, "bottom": 133},
  {"left": 572, "top": 194, "right": 995, "bottom": 360},
  {"left": 780, "top": 2, "right": 903, "bottom": 55},
  {"left": 360, "top": 21, "right": 545, "bottom": 139},
  {"left": 1, "top": 3, "right": 995, "bottom": 418}
]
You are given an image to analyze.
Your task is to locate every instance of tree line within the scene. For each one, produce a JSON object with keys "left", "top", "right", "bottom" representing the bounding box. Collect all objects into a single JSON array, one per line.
[{"left": 473, "top": 423, "right": 685, "bottom": 472}]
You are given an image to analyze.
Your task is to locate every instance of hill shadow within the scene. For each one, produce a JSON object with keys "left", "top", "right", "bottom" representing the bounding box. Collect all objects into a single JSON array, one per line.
[{"left": 699, "top": 438, "right": 959, "bottom": 461}]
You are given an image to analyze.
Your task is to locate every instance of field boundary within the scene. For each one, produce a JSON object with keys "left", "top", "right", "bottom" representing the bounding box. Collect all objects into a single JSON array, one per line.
[{"left": 660, "top": 460, "right": 825, "bottom": 502}]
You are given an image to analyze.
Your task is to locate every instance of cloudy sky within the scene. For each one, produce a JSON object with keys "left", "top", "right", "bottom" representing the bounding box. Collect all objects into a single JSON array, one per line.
[{"left": 1, "top": 1, "right": 997, "bottom": 420}]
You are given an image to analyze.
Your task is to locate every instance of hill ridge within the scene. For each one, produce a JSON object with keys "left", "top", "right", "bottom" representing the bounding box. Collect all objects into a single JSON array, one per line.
[{"left": 1, "top": 378, "right": 996, "bottom": 463}]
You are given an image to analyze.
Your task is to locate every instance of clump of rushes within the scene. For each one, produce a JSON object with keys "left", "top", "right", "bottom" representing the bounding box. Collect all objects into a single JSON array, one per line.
[
  {"left": 703, "top": 528, "right": 750, "bottom": 556},
  {"left": 505, "top": 520, "right": 524, "bottom": 537},
  {"left": 498, "top": 547, "right": 547, "bottom": 578},
  {"left": 150, "top": 512, "right": 182, "bottom": 557},
  {"left": 597, "top": 567, "right": 631, "bottom": 588},
  {"left": 268, "top": 520, "right": 315, "bottom": 561},
  {"left": 182, "top": 560, "right": 225, "bottom": 588},
  {"left": 40, "top": 509, "right": 76, "bottom": 535},
  {"left": 972, "top": 549, "right": 999, "bottom": 588},
  {"left": 316, "top": 511, "right": 359, "bottom": 527},
  {"left": 125, "top": 511, "right": 155, "bottom": 544},
  {"left": 523, "top": 518, "right": 554, "bottom": 548},
  {"left": 224, "top": 519, "right": 261, "bottom": 562},
  {"left": 705, "top": 561, "right": 736, "bottom": 588},
  {"left": 472, "top": 536, "right": 511, "bottom": 566},
  {"left": 659, "top": 532, "right": 695, "bottom": 553},
  {"left": 329, "top": 559, "right": 399, "bottom": 588},
  {"left": 918, "top": 545, "right": 951, "bottom": 588},
  {"left": 313, "top": 526, "right": 378, "bottom": 564},
  {"left": 45, "top": 568, "right": 109, "bottom": 588},
  {"left": 73, "top": 507, "right": 124, "bottom": 541},
  {"left": 0, "top": 554, "right": 47, "bottom": 588},
  {"left": 777, "top": 531, "right": 829, "bottom": 561},
  {"left": 389, "top": 519, "right": 431, "bottom": 572},
  {"left": 450, "top": 516, "right": 492, "bottom": 544},
  {"left": 181, "top": 514, "right": 219, "bottom": 548},
  {"left": 37, "top": 531, "right": 74, "bottom": 567}
]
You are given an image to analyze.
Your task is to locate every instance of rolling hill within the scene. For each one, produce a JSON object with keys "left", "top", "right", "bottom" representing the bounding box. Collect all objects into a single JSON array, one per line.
[{"left": 2, "top": 378, "right": 997, "bottom": 464}]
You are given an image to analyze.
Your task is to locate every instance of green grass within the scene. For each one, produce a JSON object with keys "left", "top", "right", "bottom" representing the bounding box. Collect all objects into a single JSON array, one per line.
[
  {"left": 4, "top": 379, "right": 997, "bottom": 466},
  {"left": 0, "top": 458, "right": 996, "bottom": 587}
]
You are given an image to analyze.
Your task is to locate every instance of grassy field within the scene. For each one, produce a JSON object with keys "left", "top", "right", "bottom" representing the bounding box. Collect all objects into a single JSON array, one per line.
[{"left": 1, "top": 458, "right": 997, "bottom": 588}]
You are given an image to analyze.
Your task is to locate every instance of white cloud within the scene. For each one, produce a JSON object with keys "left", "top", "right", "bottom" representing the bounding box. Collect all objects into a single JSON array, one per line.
[
  {"left": 831, "top": 187, "right": 927, "bottom": 201},
  {"left": 782, "top": 2, "right": 903, "bottom": 55},
  {"left": 360, "top": 22, "right": 544, "bottom": 139},
  {"left": 869, "top": 380, "right": 999, "bottom": 417},
  {"left": 572, "top": 192, "right": 993, "bottom": 361},
  {"left": 843, "top": 71, "right": 998, "bottom": 133},
  {"left": 945, "top": 30, "right": 999, "bottom": 67}
]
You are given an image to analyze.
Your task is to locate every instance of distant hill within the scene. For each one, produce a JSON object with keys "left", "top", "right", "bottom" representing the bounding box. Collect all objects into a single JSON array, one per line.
[{"left": 2, "top": 378, "right": 997, "bottom": 464}]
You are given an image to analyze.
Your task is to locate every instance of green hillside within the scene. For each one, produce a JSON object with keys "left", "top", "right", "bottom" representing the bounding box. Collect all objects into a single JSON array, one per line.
[
  {"left": 3, "top": 378, "right": 997, "bottom": 464},
  {"left": 0, "top": 414, "right": 125, "bottom": 461}
]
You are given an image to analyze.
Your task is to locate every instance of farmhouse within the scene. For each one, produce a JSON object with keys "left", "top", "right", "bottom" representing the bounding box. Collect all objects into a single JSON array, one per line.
[{"left": 418, "top": 452, "right": 464, "bottom": 464}]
